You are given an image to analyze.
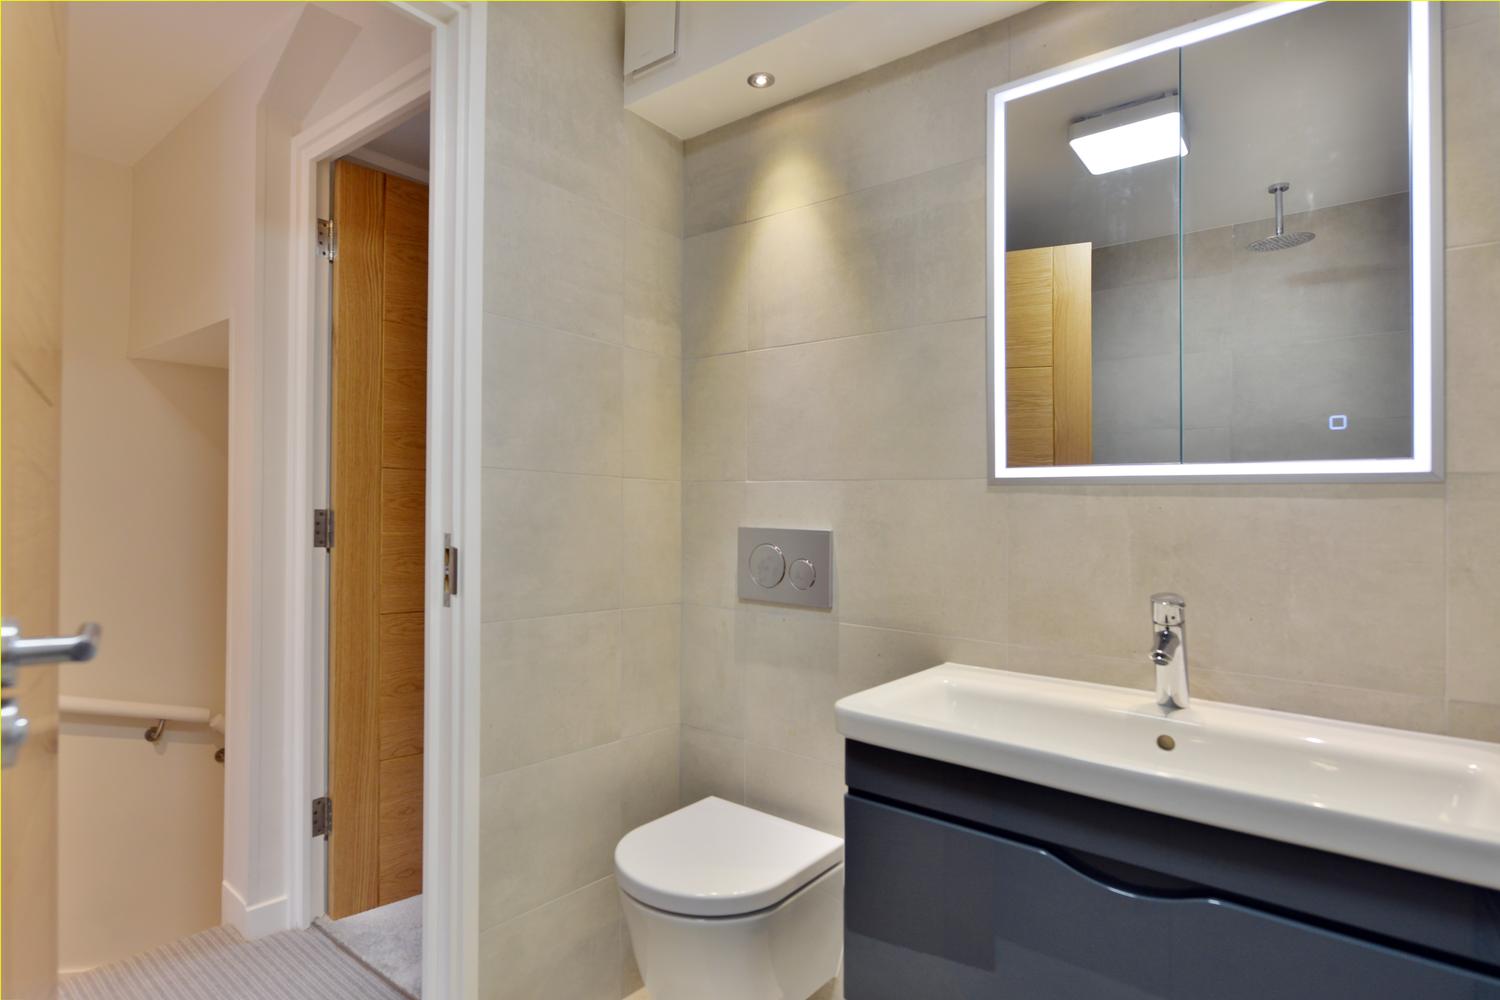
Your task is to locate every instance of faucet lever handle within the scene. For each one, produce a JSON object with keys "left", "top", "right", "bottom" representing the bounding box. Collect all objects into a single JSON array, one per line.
[{"left": 1151, "top": 593, "right": 1185, "bottom": 627}]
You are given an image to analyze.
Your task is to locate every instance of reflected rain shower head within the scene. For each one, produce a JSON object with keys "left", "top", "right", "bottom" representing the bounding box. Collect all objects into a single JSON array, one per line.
[{"left": 1248, "top": 182, "right": 1315, "bottom": 252}]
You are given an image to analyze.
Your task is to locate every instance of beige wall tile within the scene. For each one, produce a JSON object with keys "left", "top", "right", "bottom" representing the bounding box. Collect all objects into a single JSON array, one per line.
[
  {"left": 746, "top": 320, "right": 987, "bottom": 481},
  {"left": 745, "top": 748, "right": 845, "bottom": 836},
  {"left": 680, "top": 725, "right": 746, "bottom": 805},
  {"left": 622, "top": 350, "right": 681, "bottom": 481},
  {"left": 681, "top": 481, "right": 746, "bottom": 608},
  {"left": 1446, "top": 244, "right": 1500, "bottom": 472},
  {"left": 834, "top": 480, "right": 1007, "bottom": 641},
  {"left": 1443, "top": 10, "right": 1500, "bottom": 248},
  {"left": 1449, "top": 700, "right": 1500, "bottom": 743},
  {"left": 681, "top": 604, "right": 741, "bottom": 736},
  {"left": 622, "top": 479, "right": 681, "bottom": 608},
  {"left": 1447, "top": 474, "right": 1500, "bottom": 704},
  {"left": 484, "top": 166, "right": 625, "bottom": 342},
  {"left": 682, "top": 224, "right": 753, "bottom": 357},
  {"left": 836, "top": 623, "right": 1006, "bottom": 699},
  {"left": 483, "top": 316, "right": 621, "bottom": 475},
  {"left": 682, "top": 353, "right": 747, "bottom": 481},
  {"left": 626, "top": 112, "right": 685, "bottom": 237},
  {"left": 485, "top": 5, "right": 624, "bottom": 213},
  {"left": 625, "top": 223, "right": 683, "bottom": 358},
  {"left": 620, "top": 605, "right": 681, "bottom": 738},
  {"left": 620, "top": 727, "right": 681, "bottom": 834},
  {"left": 482, "top": 470, "right": 621, "bottom": 622},
  {"left": 748, "top": 158, "right": 985, "bottom": 350},
  {"left": 479, "top": 876, "right": 622, "bottom": 1000},
  {"left": 480, "top": 746, "right": 623, "bottom": 929},
  {"left": 481, "top": 612, "right": 621, "bottom": 775},
  {"left": 1192, "top": 670, "right": 1446, "bottom": 735},
  {"left": 739, "top": 607, "right": 842, "bottom": 764}
]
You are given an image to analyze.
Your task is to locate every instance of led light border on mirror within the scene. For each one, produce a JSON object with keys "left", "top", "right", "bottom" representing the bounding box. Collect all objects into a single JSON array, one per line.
[{"left": 986, "top": 1, "right": 1443, "bottom": 484}]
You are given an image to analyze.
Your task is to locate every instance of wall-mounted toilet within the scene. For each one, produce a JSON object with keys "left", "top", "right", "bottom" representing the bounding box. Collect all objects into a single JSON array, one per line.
[{"left": 615, "top": 797, "right": 844, "bottom": 1000}]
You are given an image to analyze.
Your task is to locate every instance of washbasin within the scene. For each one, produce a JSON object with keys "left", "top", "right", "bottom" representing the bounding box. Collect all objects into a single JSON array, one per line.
[{"left": 834, "top": 663, "right": 1500, "bottom": 890}]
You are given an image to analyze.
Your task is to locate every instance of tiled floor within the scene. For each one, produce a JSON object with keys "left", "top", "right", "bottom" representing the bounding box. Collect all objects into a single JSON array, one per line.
[{"left": 625, "top": 978, "right": 842, "bottom": 1000}]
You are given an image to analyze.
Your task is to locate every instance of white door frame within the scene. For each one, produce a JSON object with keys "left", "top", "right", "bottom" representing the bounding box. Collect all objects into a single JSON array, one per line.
[{"left": 276, "top": 4, "right": 484, "bottom": 998}]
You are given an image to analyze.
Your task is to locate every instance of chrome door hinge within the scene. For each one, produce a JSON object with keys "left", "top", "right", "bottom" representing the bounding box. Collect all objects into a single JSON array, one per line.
[
  {"left": 312, "top": 796, "right": 332, "bottom": 839},
  {"left": 317, "top": 218, "right": 337, "bottom": 261},
  {"left": 313, "top": 508, "right": 334, "bottom": 550},
  {"left": 443, "top": 534, "right": 459, "bottom": 607}
]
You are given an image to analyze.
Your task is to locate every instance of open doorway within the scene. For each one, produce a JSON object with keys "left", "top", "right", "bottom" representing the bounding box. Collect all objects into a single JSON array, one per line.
[
  {"left": 2, "top": 3, "right": 484, "bottom": 999},
  {"left": 307, "top": 111, "right": 432, "bottom": 996}
]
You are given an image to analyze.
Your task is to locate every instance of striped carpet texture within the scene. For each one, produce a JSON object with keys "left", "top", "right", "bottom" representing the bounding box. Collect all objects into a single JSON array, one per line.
[{"left": 59, "top": 924, "right": 412, "bottom": 1000}]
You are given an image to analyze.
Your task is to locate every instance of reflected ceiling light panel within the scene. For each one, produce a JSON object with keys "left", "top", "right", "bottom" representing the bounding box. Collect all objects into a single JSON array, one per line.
[
  {"left": 747, "top": 72, "right": 775, "bottom": 89},
  {"left": 1068, "top": 93, "right": 1187, "bottom": 175}
]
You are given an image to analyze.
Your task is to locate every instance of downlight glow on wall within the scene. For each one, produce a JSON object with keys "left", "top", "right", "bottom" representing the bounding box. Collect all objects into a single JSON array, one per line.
[{"left": 1068, "top": 93, "right": 1187, "bottom": 175}]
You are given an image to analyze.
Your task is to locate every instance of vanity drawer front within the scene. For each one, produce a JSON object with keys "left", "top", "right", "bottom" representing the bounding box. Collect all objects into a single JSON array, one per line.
[{"left": 845, "top": 795, "right": 1500, "bottom": 1000}]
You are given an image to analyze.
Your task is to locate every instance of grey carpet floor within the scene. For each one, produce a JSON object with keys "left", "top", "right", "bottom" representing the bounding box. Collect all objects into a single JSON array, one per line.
[
  {"left": 59, "top": 924, "right": 411, "bottom": 1000},
  {"left": 314, "top": 895, "right": 422, "bottom": 998}
]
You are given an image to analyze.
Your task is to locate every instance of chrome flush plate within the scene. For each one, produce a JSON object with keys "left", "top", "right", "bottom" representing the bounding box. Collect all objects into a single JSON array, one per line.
[{"left": 737, "top": 527, "right": 832, "bottom": 609}]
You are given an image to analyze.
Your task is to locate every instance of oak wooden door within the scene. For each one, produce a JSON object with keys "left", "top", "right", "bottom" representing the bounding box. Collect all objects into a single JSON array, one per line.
[
  {"left": 327, "top": 160, "right": 428, "bottom": 918},
  {"left": 2, "top": 4, "right": 68, "bottom": 995},
  {"left": 1004, "top": 243, "right": 1093, "bottom": 467}
]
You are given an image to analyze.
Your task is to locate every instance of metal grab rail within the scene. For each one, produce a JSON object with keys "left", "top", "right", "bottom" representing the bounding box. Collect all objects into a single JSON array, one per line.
[{"left": 59, "top": 695, "right": 225, "bottom": 745}]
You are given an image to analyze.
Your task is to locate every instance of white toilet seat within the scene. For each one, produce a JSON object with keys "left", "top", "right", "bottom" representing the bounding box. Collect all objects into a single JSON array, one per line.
[{"left": 615, "top": 796, "right": 844, "bottom": 917}]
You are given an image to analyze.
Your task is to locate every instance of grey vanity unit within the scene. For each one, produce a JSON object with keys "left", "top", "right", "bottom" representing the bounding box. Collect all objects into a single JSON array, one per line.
[{"left": 843, "top": 741, "right": 1500, "bottom": 999}]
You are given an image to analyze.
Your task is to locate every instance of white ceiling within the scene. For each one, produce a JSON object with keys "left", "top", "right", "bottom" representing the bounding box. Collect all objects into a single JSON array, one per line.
[
  {"left": 1006, "top": 2, "right": 1411, "bottom": 250},
  {"left": 359, "top": 108, "right": 430, "bottom": 170},
  {"left": 65, "top": 2, "right": 301, "bottom": 165},
  {"left": 627, "top": 2, "right": 1036, "bottom": 139}
]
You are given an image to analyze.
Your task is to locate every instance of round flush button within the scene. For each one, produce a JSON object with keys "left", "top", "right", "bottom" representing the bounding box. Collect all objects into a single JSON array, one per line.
[
  {"left": 788, "top": 558, "right": 817, "bottom": 591},
  {"left": 748, "top": 543, "right": 786, "bottom": 588}
]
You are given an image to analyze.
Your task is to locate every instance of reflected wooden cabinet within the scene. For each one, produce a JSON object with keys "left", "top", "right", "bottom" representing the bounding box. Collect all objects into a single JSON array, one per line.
[{"left": 1003, "top": 243, "right": 1092, "bottom": 467}]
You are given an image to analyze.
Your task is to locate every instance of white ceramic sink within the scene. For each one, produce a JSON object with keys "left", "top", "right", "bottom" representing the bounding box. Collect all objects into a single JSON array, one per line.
[{"left": 835, "top": 663, "right": 1500, "bottom": 890}]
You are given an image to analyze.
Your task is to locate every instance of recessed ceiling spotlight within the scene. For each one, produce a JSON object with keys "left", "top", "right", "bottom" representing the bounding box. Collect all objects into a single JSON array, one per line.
[{"left": 747, "top": 72, "right": 775, "bottom": 89}]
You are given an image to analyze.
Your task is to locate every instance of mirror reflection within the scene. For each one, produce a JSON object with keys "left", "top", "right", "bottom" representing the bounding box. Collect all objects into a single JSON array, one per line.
[{"left": 1000, "top": 2, "right": 1414, "bottom": 469}]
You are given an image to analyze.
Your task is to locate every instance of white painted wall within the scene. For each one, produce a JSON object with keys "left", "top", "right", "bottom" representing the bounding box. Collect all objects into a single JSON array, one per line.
[{"left": 57, "top": 152, "right": 229, "bottom": 970}]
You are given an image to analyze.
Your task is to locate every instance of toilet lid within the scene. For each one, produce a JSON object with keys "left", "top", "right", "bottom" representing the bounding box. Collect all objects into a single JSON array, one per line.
[{"left": 615, "top": 797, "right": 844, "bottom": 917}]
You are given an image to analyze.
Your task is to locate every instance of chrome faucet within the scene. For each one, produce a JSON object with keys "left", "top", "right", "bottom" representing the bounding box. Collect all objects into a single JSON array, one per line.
[{"left": 1150, "top": 593, "right": 1189, "bottom": 712}]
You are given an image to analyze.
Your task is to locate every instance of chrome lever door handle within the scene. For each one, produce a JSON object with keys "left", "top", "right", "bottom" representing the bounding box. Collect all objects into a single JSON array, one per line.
[
  {"left": 1, "top": 619, "right": 102, "bottom": 686},
  {"left": 2, "top": 697, "right": 28, "bottom": 768}
]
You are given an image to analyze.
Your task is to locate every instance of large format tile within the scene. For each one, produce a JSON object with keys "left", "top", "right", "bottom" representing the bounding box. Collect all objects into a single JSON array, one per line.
[
  {"left": 625, "top": 112, "right": 684, "bottom": 237},
  {"left": 482, "top": 470, "right": 621, "bottom": 622},
  {"left": 622, "top": 478, "right": 681, "bottom": 609},
  {"left": 835, "top": 480, "right": 1008, "bottom": 642},
  {"left": 485, "top": 5, "right": 624, "bottom": 214},
  {"left": 680, "top": 726, "right": 746, "bottom": 806},
  {"left": 739, "top": 607, "right": 842, "bottom": 764},
  {"left": 620, "top": 726, "right": 681, "bottom": 834},
  {"left": 623, "top": 349, "right": 681, "bottom": 481},
  {"left": 680, "top": 481, "right": 746, "bottom": 609},
  {"left": 1444, "top": 11, "right": 1500, "bottom": 248},
  {"left": 1446, "top": 243, "right": 1500, "bottom": 472},
  {"left": 836, "top": 623, "right": 1006, "bottom": 700},
  {"left": 479, "top": 876, "right": 622, "bottom": 1000},
  {"left": 624, "top": 222, "right": 682, "bottom": 358},
  {"left": 1446, "top": 475, "right": 1500, "bottom": 705},
  {"left": 1006, "top": 2, "right": 1233, "bottom": 81},
  {"left": 1191, "top": 670, "right": 1445, "bottom": 735},
  {"left": 745, "top": 748, "right": 845, "bottom": 836},
  {"left": 746, "top": 320, "right": 988, "bottom": 481},
  {"left": 480, "top": 745, "right": 623, "bottom": 929},
  {"left": 620, "top": 605, "right": 681, "bottom": 738},
  {"left": 748, "top": 158, "right": 985, "bottom": 350},
  {"left": 682, "top": 225, "right": 752, "bottom": 357},
  {"left": 484, "top": 166, "right": 625, "bottom": 342},
  {"left": 680, "top": 604, "right": 742, "bottom": 737},
  {"left": 483, "top": 317, "right": 621, "bottom": 475},
  {"left": 682, "top": 353, "right": 747, "bottom": 481},
  {"left": 481, "top": 612, "right": 621, "bottom": 775}
]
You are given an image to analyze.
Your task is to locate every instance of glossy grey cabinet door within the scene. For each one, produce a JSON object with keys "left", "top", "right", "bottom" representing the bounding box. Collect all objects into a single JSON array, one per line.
[{"left": 845, "top": 796, "right": 1500, "bottom": 1000}]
